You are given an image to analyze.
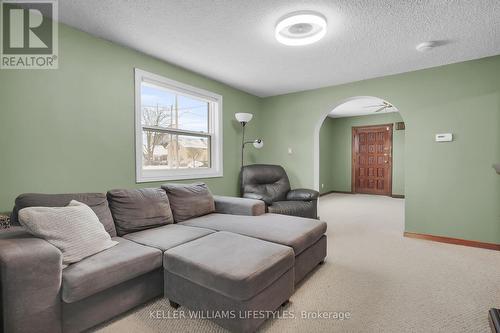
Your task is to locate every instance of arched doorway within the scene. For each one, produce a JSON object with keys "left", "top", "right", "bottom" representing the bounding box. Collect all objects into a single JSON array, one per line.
[{"left": 314, "top": 96, "right": 405, "bottom": 197}]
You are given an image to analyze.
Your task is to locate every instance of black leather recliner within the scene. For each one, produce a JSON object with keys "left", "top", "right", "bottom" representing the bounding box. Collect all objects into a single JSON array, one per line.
[{"left": 240, "top": 164, "right": 319, "bottom": 219}]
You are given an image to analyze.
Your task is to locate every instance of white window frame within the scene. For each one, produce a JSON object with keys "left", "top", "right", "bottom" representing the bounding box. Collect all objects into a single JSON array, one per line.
[{"left": 134, "top": 68, "right": 223, "bottom": 183}]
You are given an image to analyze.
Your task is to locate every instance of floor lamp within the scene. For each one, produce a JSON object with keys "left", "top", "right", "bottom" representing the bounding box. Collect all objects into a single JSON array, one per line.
[{"left": 235, "top": 113, "right": 264, "bottom": 168}]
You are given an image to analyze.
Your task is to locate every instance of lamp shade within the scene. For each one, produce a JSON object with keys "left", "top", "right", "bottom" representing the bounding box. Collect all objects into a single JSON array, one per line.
[
  {"left": 235, "top": 113, "right": 253, "bottom": 123},
  {"left": 253, "top": 139, "right": 264, "bottom": 149}
]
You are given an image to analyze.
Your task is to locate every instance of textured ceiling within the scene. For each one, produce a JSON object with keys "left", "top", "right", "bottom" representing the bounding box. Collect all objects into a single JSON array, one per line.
[
  {"left": 58, "top": 1, "right": 500, "bottom": 97},
  {"left": 328, "top": 97, "right": 399, "bottom": 118}
]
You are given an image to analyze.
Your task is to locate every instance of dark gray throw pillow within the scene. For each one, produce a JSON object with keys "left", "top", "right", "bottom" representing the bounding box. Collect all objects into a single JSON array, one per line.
[
  {"left": 161, "top": 183, "right": 215, "bottom": 222},
  {"left": 107, "top": 188, "right": 173, "bottom": 236}
]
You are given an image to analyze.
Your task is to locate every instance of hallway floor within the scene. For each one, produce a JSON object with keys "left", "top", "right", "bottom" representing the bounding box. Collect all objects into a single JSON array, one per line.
[{"left": 96, "top": 193, "right": 500, "bottom": 333}]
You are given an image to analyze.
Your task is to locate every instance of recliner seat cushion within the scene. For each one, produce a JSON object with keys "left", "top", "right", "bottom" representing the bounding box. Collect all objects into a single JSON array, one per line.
[
  {"left": 164, "top": 231, "right": 294, "bottom": 301},
  {"left": 268, "top": 201, "right": 315, "bottom": 218},
  {"left": 107, "top": 188, "right": 174, "bottom": 236},
  {"left": 179, "top": 213, "right": 327, "bottom": 255},
  {"left": 123, "top": 224, "right": 214, "bottom": 252},
  {"left": 62, "top": 237, "right": 162, "bottom": 303},
  {"left": 11, "top": 192, "right": 117, "bottom": 237}
]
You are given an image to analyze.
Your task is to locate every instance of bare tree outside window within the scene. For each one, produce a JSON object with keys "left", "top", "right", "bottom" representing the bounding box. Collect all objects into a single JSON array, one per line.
[
  {"left": 142, "top": 104, "right": 172, "bottom": 164},
  {"left": 140, "top": 82, "right": 210, "bottom": 170}
]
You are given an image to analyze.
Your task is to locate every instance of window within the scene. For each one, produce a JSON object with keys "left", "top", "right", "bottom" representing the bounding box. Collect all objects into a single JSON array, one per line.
[{"left": 135, "top": 69, "right": 223, "bottom": 182}]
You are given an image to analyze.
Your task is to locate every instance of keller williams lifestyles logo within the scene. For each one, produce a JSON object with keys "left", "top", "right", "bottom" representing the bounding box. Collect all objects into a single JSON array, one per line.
[{"left": 1, "top": 0, "right": 58, "bottom": 69}]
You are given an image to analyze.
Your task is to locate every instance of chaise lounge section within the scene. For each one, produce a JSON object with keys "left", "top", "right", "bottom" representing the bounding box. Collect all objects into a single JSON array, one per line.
[
  {"left": 179, "top": 212, "right": 327, "bottom": 283},
  {"left": 164, "top": 231, "right": 295, "bottom": 333},
  {"left": 0, "top": 184, "right": 327, "bottom": 333}
]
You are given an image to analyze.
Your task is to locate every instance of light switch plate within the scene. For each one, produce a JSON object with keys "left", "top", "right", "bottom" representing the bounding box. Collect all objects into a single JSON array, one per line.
[
  {"left": 435, "top": 133, "right": 453, "bottom": 142},
  {"left": 493, "top": 164, "right": 500, "bottom": 174}
]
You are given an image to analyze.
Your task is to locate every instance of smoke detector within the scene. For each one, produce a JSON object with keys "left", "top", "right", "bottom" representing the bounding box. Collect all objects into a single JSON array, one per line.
[{"left": 416, "top": 41, "right": 438, "bottom": 52}]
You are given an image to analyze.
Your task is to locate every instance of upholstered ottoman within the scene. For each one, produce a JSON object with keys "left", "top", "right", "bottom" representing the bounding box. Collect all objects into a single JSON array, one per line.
[{"left": 163, "top": 231, "right": 295, "bottom": 333}]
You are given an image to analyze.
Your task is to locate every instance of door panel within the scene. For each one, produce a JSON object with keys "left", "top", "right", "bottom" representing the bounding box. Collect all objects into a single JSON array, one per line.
[{"left": 352, "top": 124, "right": 393, "bottom": 196}]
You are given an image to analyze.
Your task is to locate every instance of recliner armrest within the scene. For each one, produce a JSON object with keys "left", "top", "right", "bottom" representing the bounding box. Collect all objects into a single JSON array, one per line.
[
  {"left": 0, "top": 232, "right": 63, "bottom": 333},
  {"left": 242, "top": 193, "right": 273, "bottom": 206},
  {"left": 286, "top": 189, "right": 319, "bottom": 201},
  {"left": 214, "top": 195, "right": 266, "bottom": 216}
]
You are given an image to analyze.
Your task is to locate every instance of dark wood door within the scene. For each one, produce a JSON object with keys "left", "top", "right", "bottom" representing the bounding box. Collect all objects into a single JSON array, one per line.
[{"left": 352, "top": 124, "right": 393, "bottom": 196}]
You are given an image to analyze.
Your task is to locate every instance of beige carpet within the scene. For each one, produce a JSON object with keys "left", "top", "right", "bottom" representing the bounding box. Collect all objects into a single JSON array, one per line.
[{"left": 94, "top": 194, "right": 500, "bottom": 332}]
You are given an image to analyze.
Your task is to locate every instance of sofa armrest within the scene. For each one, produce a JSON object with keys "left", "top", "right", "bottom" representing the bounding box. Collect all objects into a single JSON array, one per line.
[
  {"left": 0, "top": 234, "right": 63, "bottom": 333},
  {"left": 213, "top": 195, "right": 266, "bottom": 216},
  {"left": 242, "top": 192, "right": 273, "bottom": 205},
  {"left": 286, "top": 189, "right": 319, "bottom": 201}
]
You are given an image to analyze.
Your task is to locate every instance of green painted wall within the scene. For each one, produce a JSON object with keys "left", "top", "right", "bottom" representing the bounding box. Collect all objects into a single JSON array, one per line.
[
  {"left": 319, "top": 112, "right": 405, "bottom": 195},
  {"left": 1, "top": 21, "right": 498, "bottom": 245},
  {"left": 0, "top": 24, "right": 262, "bottom": 212},
  {"left": 259, "top": 56, "right": 500, "bottom": 244}
]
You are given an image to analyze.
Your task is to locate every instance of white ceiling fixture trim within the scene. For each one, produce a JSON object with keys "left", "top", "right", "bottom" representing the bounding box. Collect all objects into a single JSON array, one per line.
[{"left": 275, "top": 11, "right": 327, "bottom": 46}]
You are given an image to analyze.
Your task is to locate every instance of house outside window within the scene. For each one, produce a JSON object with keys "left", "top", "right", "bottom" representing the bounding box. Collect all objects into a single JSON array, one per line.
[{"left": 135, "top": 69, "right": 223, "bottom": 182}]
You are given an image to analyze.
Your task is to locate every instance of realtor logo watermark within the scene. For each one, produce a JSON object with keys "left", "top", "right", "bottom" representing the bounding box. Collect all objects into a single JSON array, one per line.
[{"left": 1, "top": 0, "right": 58, "bottom": 69}]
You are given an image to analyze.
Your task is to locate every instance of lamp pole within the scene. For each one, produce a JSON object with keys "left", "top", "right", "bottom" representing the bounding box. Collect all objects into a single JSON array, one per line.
[
  {"left": 235, "top": 113, "right": 262, "bottom": 170},
  {"left": 241, "top": 122, "right": 246, "bottom": 168}
]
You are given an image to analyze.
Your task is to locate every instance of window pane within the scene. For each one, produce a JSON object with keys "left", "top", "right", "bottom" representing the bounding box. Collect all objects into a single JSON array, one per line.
[
  {"left": 177, "top": 95, "right": 209, "bottom": 133},
  {"left": 142, "top": 130, "right": 170, "bottom": 169},
  {"left": 178, "top": 135, "right": 210, "bottom": 168},
  {"left": 142, "top": 130, "right": 210, "bottom": 170},
  {"left": 141, "top": 82, "right": 209, "bottom": 133}
]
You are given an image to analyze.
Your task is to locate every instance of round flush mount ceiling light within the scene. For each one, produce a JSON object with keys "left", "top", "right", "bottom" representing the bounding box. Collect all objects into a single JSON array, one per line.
[
  {"left": 275, "top": 11, "right": 327, "bottom": 46},
  {"left": 416, "top": 41, "right": 438, "bottom": 52}
]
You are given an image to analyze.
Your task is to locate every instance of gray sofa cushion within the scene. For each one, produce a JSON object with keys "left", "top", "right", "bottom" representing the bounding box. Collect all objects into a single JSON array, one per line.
[
  {"left": 164, "top": 231, "right": 294, "bottom": 301},
  {"left": 11, "top": 192, "right": 117, "bottom": 237},
  {"left": 268, "top": 200, "right": 315, "bottom": 218},
  {"left": 123, "top": 224, "right": 214, "bottom": 251},
  {"left": 62, "top": 237, "right": 162, "bottom": 303},
  {"left": 161, "top": 183, "right": 215, "bottom": 222},
  {"left": 179, "top": 213, "right": 327, "bottom": 255},
  {"left": 107, "top": 188, "right": 173, "bottom": 236}
]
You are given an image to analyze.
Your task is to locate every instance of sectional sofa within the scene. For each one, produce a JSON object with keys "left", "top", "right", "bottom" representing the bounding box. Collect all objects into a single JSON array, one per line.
[{"left": 0, "top": 184, "right": 327, "bottom": 333}]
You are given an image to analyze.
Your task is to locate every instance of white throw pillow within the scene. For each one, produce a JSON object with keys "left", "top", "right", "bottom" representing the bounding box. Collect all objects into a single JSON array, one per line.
[{"left": 18, "top": 200, "right": 118, "bottom": 266}]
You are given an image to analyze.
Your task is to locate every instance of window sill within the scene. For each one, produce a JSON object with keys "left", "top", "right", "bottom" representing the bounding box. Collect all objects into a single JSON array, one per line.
[{"left": 136, "top": 170, "right": 223, "bottom": 183}]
